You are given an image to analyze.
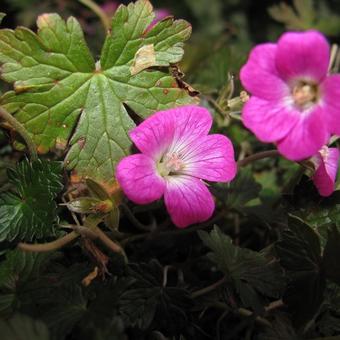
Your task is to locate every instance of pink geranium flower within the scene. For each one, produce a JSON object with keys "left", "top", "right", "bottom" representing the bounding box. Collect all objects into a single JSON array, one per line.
[
  {"left": 116, "top": 106, "right": 237, "bottom": 228},
  {"left": 311, "top": 146, "right": 339, "bottom": 197},
  {"left": 240, "top": 30, "right": 340, "bottom": 161}
]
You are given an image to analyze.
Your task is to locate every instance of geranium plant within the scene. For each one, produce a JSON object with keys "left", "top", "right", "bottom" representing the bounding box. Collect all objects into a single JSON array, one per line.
[{"left": 0, "top": 0, "right": 339, "bottom": 339}]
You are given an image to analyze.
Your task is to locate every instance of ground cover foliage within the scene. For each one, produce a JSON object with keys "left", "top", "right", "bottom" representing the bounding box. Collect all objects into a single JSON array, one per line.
[{"left": 0, "top": 0, "right": 340, "bottom": 339}]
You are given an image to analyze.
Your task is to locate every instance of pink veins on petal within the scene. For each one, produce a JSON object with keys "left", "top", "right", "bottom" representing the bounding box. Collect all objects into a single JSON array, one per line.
[
  {"left": 116, "top": 105, "right": 237, "bottom": 228},
  {"left": 240, "top": 30, "right": 340, "bottom": 161},
  {"left": 311, "top": 146, "right": 339, "bottom": 197}
]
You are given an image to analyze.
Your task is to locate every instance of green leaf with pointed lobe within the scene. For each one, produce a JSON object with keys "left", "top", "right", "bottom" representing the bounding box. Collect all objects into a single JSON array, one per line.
[
  {"left": 199, "top": 226, "right": 284, "bottom": 313},
  {"left": 0, "top": 0, "right": 196, "bottom": 187},
  {"left": 0, "top": 159, "right": 63, "bottom": 242}
]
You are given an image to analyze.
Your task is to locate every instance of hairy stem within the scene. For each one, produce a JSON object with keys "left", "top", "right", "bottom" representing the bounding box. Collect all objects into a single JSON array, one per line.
[
  {"left": 78, "top": 0, "right": 110, "bottom": 32},
  {"left": 237, "top": 150, "right": 279, "bottom": 167},
  {"left": 17, "top": 231, "right": 79, "bottom": 252},
  {"left": 191, "top": 276, "right": 226, "bottom": 298},
  {"left": 0, "top": 106, "right": 37, "bottom": 160}
]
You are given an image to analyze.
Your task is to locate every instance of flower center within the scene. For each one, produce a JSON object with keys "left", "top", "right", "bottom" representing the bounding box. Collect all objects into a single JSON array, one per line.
[
  {"left": 291, "top": 81, "right": 318, "bottom": 110},
  {"left": 157, "top": 152, "right": 184, "bottom": 176},
  {"left": 319, "top": 145, "right": 329, "bottom": 160}
]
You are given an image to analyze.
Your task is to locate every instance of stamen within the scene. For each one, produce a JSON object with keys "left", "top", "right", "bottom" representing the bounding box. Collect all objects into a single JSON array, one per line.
[
  {"left": 157, "top": 152, "right": 184, "bottom": 176},
  {"left": 292, "top": 81, "right": 318, "bottom": 110}
]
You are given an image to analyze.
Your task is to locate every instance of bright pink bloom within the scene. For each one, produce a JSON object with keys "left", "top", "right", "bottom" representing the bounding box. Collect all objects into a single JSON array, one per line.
[
  {"left": 311, "top": 146, "right": 339, "bottom": 197},
  {"left": 116, "top": 106, "right": 237, "bottom": 228},
  {"left": 240, "top": 31, "right": 340, "bottom": 161}
]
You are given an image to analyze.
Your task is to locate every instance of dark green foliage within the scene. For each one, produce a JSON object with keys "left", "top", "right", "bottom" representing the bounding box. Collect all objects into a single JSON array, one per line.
[
  {"left": 0, "top": 314, "right": 50, "bottom": 340},
  {"left": 0, "top": 0, "right": 340, "bottom": 339},
  {"left": 119, "top": 261, "right": 193, "bottom": 333},
  {"left": 199, "top": 226, "right": 285, "bottom": 314},
  {"left": 323, "top": 227, "right": 340, "bottom": 286},
  {"left": 0, "top": 249, "right": 57, "bottom": 315},
  {"left": 0, "top": 159, "right": 63, "bottom": 242}
]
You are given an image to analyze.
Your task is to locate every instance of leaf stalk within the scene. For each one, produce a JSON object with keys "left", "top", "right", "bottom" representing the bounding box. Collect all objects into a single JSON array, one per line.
[{"left": 0, "top": 106, "right": 38, "bottom": 160}]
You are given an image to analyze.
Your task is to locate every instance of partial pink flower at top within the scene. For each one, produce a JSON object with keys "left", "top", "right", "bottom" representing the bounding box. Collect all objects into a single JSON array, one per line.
[
  {"left": 311, "top": 146, "right": 339, "bottom": 197},
  {"left": 240, "top": 30, "right": 340, "bottom": 161},
  {"left": 116, "top": 105, "right": 237, "bottom": 228},
  {"left": 151, "top": 9, "right": 171, "bottom": 27},
  {"left": 101, "top": 1, "right": 119, "bottom": 17}
]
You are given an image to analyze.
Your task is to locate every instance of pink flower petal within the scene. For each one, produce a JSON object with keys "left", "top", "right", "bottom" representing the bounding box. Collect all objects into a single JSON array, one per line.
[
  {"left": 116, "top": 154, "right": 165, "bottom": 204},
  {"left": 276, "top": 31, "right": 330, "bottom": 82},
  {"left": 164, "top": 175, "right": 215, "bottom": 228},
  {"left": 240, "top": 43, "right": 289, "bottom": 100},
  {"left": 242, "top": 96, "right": 299, "bottom": 143},
  {"left": 180, "top": 134, "right": 237, "bottom": 182},
  {"left": 277, "top": 106, "right": 330, "bottom": 161},
  {"left": 313, "top": 147, "right": 340, "bottom": 197},
  {"left": 129, "top": 105, "right": 212, "bottom": 160},
  {"left": 321, "top": 75, "right": 340, "bottom": 135}
]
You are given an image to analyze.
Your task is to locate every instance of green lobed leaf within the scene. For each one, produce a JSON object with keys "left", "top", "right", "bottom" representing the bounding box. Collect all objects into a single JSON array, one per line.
[
  {"left": 0, "top": 0, "right": 197, "bottom": 188},
  {"left": 0, "top": 314, "right": 50, "bottom": 340},
  {"left": 0, "top": 158, "right": 63, "bottom": 242},
  {"left": 119, "top": 261, "right": 192, "bottom": 332},
  {"left": 198, "top": 226, "right": 284, "bottom": 313}
]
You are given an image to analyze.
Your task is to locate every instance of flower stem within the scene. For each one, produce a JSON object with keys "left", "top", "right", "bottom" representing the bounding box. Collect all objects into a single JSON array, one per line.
[
  {"left": 17, "top": 231, "right": 79, "bottom": 252},
  {"left": 191, "top": 276, "right": 226, "bottom": 298},
  {"left": 0, "top": 106, "right": 38, "bottom": 160},
  {"left": 121, "top": 203, "right": 155, "bottom": 232},
  {"left": 237, "top": 150, "right": 279, "bottom": 167},
  {"left": 92, "top": 226, "right": 127, "bottom": 261},
  {"left": 78, "top": 0, "right": 110, "bottom": 32}
]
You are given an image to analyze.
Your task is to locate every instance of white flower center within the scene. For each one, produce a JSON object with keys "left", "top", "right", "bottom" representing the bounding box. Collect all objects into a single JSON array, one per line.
[
  {"left": 291, "top": 81, "right": 319, "bottom": 110},
  {"left": 157, "top": 152, "right": 184, "bottom": 176}
]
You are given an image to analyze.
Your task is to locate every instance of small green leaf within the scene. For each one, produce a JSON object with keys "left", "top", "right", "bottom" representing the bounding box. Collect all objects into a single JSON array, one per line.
[
  {"left": 323, "top": 227, "right": 340, "bottom": 286},
  {"left": 0, "top": 314, "right": 50, "bottom": 340},
  {"left": 199, "top": 226, "right": 284, "bottom": 313},
  {"left": 0, "top": 13, "right": 5, "bottom": 25},
  {"left": 66, "top": 197, "right": 113, "bottom": 214},
  {"left": 268, "top": 0, "right": 314, "bottom": 30},
  {"left": 0, "top": 0, "right": 196, "bottom": 188},
  {"left": 305, "top": 192, "right": 340, "bottom": 245},
  {"left": 268, "top": 0, "right": 340, "bottom": 36},
  {"left": 0, "top": 159, "right": 63, "bottom": 242}
]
